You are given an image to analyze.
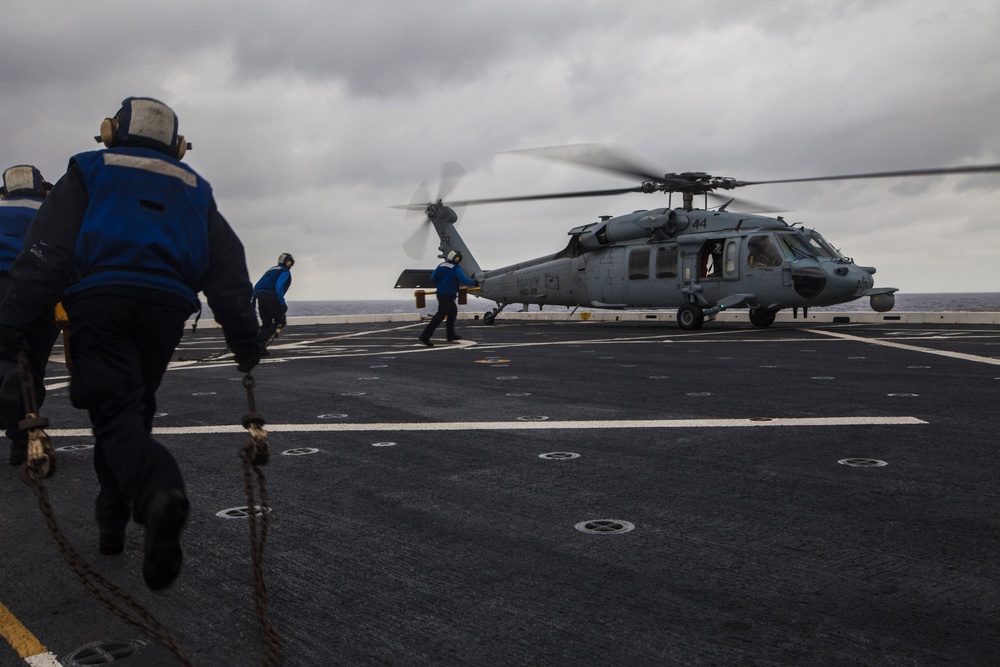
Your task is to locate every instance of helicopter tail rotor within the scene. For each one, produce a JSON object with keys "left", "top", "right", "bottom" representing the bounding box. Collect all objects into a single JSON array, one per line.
[{"left": 399, "top": 163, "right": 466, "bottom": 260}]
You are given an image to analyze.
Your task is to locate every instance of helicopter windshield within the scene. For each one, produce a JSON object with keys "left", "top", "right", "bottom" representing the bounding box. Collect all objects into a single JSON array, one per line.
[
  {"left": 775, "top": 231, "right": 816, "bottom": 260},
  {"left": 804, "top": 230, "right": 844, "bottom": 259}
]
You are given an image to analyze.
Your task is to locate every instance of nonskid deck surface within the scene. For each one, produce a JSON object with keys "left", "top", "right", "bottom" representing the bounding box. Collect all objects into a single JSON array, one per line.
[{"left": 2, "top": 319, "right": 999, "bottom": 665}]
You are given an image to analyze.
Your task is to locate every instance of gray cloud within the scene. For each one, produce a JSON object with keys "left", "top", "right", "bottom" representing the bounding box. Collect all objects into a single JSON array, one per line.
[{"left": 1, "top": 0, "right": 997, "bottom": 299}]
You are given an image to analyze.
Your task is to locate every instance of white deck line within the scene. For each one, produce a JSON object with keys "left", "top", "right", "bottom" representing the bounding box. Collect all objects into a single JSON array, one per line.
[{"left": 46, "top": 415, "right": 926, "bottom": 437}]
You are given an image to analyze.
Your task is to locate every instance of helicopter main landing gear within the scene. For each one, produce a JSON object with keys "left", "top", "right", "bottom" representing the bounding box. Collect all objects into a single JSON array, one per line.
[
  {"left": 483, "top": 302, "right": 509, "bottom": 325},
  {"left": 749, "top": 308, "right": 777, "bottom": 328},
  {"left": 677, "top": 303, "right": 704, "bottom": 330}
]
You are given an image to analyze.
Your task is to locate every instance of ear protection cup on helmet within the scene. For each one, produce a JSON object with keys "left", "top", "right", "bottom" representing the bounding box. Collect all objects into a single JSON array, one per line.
[
  {"left": 100, "top": 117, "right": 119, "bottom": 147},
  {"left": 175, "top": 135, "right": 187, "bottom": 160}
]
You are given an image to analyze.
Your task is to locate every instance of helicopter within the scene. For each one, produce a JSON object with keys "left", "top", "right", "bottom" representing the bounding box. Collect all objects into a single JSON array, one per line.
[{"left": 394, "top": 145, "right": 1000, "bottom": 329}]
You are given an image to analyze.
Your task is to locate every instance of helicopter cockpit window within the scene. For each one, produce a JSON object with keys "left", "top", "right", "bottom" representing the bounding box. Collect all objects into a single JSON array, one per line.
[
  {"left": 804, "top": 230, "right": 844, "bottom": 259},
  {"left": 776, "top": 232, "right": 816, "bottom": 260},
  {"left": 656, "top": 246, "right": 678, "bottom": 278},
  {"left": 747, "top": 235, "right": 783, "bottom": 268},
  {"left": 628, "top": 248, "right": 650, "bottom": 280}
]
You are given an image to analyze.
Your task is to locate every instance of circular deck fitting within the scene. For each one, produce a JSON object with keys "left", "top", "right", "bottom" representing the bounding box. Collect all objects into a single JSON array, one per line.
[
  {"left": 539, "top": 452, "right": 580, "bottom": 460},
  {"left": 216, "top": 505, "right": 271, "bottom": 519},
  {"left": 506, "top": 392, "right": 532, "bottom": 397},
  {"left": 372, "top": 441, "right": 398, "bottom": 447},
  {"left": 369, "top": 364, "right": 388, "bottom": 369},
  {"left": 887, "top": 393, "right": 919, "bottom": 397},
  {"left": 56, "top": 444, "right": 94, "bottom": 452},
  {"left": 838, "top": 458, "right": 888, "bottom": 467},
  {"left": 153, "top": 412, "right": 168, "bottom": 418},
  {"left": 60, "top": 639, "right": 147, "bottom": 665},
  {"left": 318, "top": 413, "right": 348, "bottom": 419},
  {"left": 341, "top": 391, "right": 367, "bottom": 396},
  {"left": 192, "top": 391, "right": 217, "bottom": 396},
  {"left": 575, "top": 519, "right": 635, "bottom": 534},
  {"left": 517, "top": 415, "right": 550, "bottom": 421},
  {"left": 282, "top": 447, "right": 319, "bottom": 456}
]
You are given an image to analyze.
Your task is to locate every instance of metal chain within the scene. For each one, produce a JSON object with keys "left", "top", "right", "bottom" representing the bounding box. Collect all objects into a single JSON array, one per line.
[
  {"left": 240, "top": 372, "right": 284, "bottom": 666},
  {"left": 16, "top": 352, "right": 194, "bottom": 666}
]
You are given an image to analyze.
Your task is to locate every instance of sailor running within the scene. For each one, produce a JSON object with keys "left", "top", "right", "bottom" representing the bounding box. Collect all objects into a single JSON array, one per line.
[{"left": 0, "top": 96, "right": 261, "bottom": 590}]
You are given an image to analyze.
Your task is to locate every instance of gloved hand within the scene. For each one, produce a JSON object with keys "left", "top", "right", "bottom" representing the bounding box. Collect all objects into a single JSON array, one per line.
[
  {"left": 473, "top": 280, "right": 481, "bottom": 287},
  {"left": 0, "top": 325, "right": 28, "bottom": 353}
]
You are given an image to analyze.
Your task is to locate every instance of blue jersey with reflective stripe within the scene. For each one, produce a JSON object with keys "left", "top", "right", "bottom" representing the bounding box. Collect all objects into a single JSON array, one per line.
[
  {"left": 430, "top": 261, "right": 475, "bottom": 297},
  {"left": 253, "top": 265, "right": 292, "bottom": 305},
  {"left": 0, "top": 197, "right": 42, "bottom": 272},
  {"left": 64, "top": 147, "right": 213, "bottom": 310}
]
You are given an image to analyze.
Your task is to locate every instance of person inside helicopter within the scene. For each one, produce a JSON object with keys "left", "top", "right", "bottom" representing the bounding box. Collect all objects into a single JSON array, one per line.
[
  {"left": 700, "top": 241, "right": 724, "bottom": 278},
  {"left": 747, "top": 235, "right": 783, "bottom": 268}
]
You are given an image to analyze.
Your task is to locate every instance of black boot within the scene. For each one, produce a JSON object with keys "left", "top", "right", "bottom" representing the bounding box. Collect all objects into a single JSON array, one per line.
[
  {"left": 9, "top": 439, "right": 27, "bottom": 466},
  {"left": 142, "top": 487, "right": 189, "bottom": 590},
  {"left": 99, "top": 525, "right": 127, "bottom": 555},
  {"left": 0, "top": 363, "right": 20, "bottom": 431}
]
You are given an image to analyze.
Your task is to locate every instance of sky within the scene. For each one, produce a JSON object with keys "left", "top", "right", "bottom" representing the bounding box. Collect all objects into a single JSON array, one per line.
[{"left": 2, "top": 0, "right": 998, "bottom": 301}]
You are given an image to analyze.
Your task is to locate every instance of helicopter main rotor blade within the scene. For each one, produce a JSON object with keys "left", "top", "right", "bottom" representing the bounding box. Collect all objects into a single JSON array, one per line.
[
  {"left": 705, "top": 192, "right": 786, "bottom": 214},
  {"left": 448, "top": 186, "right": 646, "bottom": 207},
  {"left": 505, "top": 143, "right": 666, "bottom": 182},
  {"left": 739, "top": 163, "right": 1000, "bottom": 187}
]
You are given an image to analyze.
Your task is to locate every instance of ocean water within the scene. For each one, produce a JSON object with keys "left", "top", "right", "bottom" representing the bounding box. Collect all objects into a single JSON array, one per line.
[{"left": 287, "top": 293, "right": 999, "bottom": 317}]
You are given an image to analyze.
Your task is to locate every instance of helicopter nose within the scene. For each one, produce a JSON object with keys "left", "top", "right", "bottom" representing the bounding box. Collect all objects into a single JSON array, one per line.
[
  {"left": 790, "top": 265, "right": 827, "bottom": 299},
  {"left": 823, "top": 263, "right": 874, "bottom": 299}
]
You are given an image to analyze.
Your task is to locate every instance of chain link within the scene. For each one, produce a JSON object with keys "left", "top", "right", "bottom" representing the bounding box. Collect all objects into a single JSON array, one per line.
[
  {"left": 17, "top": 348, "right": 194, "bottom": 665},
  {"left": 240, "top": 372, "right": 284, "bottom": 665}
]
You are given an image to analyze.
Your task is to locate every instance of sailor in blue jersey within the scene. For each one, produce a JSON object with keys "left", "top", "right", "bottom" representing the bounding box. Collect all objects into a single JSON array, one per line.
[
  {"left": 0, "top": 165, "right": 59, "bottom": 466},
  {"left": 252, "top": 253, "right": 294, "bottom": 345},
  {"left": 0, "top": 97, "right": 261, "bottom": 591},
  {"left": 419, "top": 250, "right": 478, "bottom": 346}
]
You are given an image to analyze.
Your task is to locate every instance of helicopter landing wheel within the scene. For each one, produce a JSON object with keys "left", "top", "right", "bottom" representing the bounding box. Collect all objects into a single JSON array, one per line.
[
  {"left": 677, "top": 304, "right": 704, "bottom": 330},
  {"left": 749, "top": 308, "right": 777, "bottom": 328},
  {"left": 483, "top": 312, "right": 497, "bottom": 325}
]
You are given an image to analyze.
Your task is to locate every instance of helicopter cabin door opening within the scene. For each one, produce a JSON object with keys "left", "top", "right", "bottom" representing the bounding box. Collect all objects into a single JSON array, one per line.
[
  {"left": 687, "top": 238, "right": 739, "bottom": 303},
  {"left": 698, "top": 239, "right": 740, "bottom": 280}
]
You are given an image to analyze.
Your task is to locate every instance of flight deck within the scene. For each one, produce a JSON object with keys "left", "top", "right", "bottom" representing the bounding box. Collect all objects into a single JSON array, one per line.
[{"left": 2, "top": 316, "right": 998, "bottom": 665}]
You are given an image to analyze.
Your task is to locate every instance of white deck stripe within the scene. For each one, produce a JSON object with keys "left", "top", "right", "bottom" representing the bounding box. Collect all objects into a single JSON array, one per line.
[
  {"left": 45, "top": 416, "right": 926, "bottom": 437},
  {"left": 806, "top": 328, "right": 1000, "bottom": 365}
]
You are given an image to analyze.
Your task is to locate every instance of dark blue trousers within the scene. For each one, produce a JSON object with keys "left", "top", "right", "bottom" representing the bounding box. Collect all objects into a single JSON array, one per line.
[
  {"left": 68, "top": 295, "right": 188, "bottom": 529},
  {"left": 0, "top": 272, "right": 59, "bottom": 445},
  {"left": 421, "top": 294, "right": 458, "bottom": 340}
]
